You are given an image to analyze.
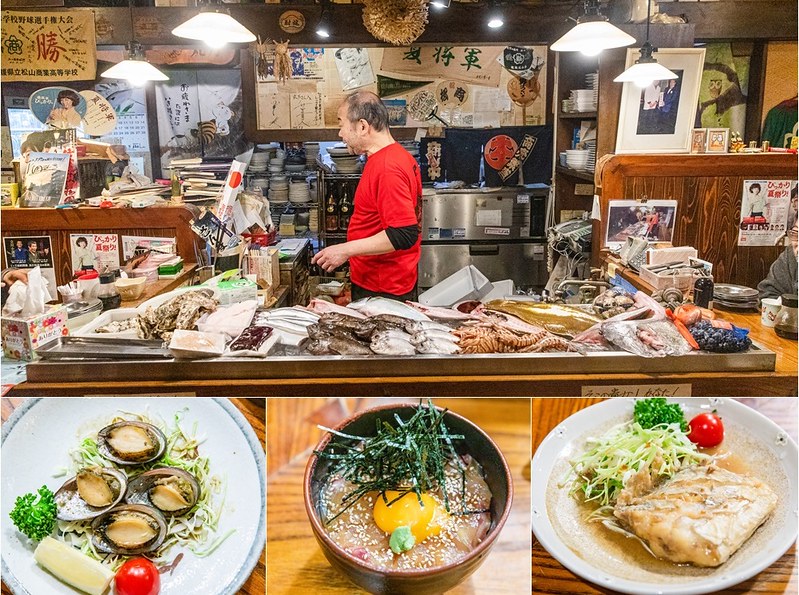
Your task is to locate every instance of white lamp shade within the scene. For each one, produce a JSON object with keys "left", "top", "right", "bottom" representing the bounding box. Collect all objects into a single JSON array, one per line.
[
  {"left": 172, "top": 12, "right": 256, "bottom": 44},
  {"left": 101, "top": 58, "right": 169, "bottom": 83},
  {"left": 614, "top": 60, "right": 678, "bottom": 87},
  {"left": 551, "top": 20, "right": 636, "bottom": 53}
]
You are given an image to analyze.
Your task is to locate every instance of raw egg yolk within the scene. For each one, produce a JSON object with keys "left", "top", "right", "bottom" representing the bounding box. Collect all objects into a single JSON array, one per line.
[{"left": 373, "top": 490, "right": 446, "bottom": 543}]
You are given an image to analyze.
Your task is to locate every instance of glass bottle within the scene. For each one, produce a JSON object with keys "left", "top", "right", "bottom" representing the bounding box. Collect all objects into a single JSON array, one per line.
[
  {"left": 325, "top": 188, "right": 338, "bottom": 232},
  {"left": 339, "top": 184, "right": 351, "bottom": 231},
  {"left": 97, "top": 272, "right": 121, "bottom": 311},
  {"left": 774, "top": 293, "right": 798, "bottom": 340}
]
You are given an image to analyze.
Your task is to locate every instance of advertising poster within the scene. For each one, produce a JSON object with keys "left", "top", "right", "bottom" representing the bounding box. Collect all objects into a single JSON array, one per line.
[
  {"left": 121, "top": 235, "right": 176, "bottom": 261},
  {"left": 738, "top": 179, "right": 794, "bottom": 246},
  {"left": 70, "top": 233, "right": 120, "bottom": 273},
  {"left": 19, "top": 152, "right": 69, "bottom": 207},
  {"left": 3, "top": 235, "right": 57, "bottom": 289}
]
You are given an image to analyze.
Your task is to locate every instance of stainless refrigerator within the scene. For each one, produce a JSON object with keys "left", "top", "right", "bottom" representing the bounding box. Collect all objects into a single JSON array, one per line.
[{"left": 418, "top": 184, "right": 549, "bottom": 291}]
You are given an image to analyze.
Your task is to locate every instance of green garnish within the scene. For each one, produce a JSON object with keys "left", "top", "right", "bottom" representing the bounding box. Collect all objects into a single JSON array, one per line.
[
  {"left": 315, "top": 400, "right": 467, "bottom": 523},
  {"left": 389, "top": 526, "right": 415, "bottom": 554},
  {"left": 633, "top": 397, "right": 687, "bottom": 432},
  {"left": 10, "top": 485, "right": 57, "bottom": 541}
]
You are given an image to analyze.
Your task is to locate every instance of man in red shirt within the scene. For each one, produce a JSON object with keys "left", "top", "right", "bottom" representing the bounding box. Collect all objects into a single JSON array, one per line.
[{"left": 312, "top": 91, "right": 422, "bottom": 300}]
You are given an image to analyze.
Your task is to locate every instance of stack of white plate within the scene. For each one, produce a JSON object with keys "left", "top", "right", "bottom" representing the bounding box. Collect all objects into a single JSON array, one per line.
[
  {"left": 570, "top": 89, "right": 597, "bottom": 112},
  {"left": 304, "top": 142, "right": 320, "bottom": 168},
  {"left": 288, "top": 179, "right": 310, "bottom": 203},
  {"left": 585, "top": 72, "right": 599, "bottom": 92},
  {"left": 269, "top": 158, "right": 285, "bottom": 174},
  {"left": 714, "top": 284, "right": 759, "bottom": 310},
  {"left": 249, "top": 152, "right": 269, "bottom": 173},
  {"left": 584, "top": 140, "right": 597, "bottom": 172},
  {"left": 249, "top": 176, "right": 269, "bottom": 195},
  {"left": 561, "top": 98, "right": 574, "bottom": 113},
  {"left": 327, "top": 144, "right": 362, "bottom": 174},
  {"left": 565, "top": 149, "right": 589, "bottom": 170},
  {"left": 308, "top": 209, "right": 319, "bottom": 233},
  {"left": 285, "top": 162, "right": 306, "bottom": 173},
  {"left": 268, "top": 175, "right": 289, "bottom": 204}
]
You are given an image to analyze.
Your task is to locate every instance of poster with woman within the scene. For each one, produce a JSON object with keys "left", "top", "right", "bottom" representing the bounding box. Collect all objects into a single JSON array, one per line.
[{"left": 739, "top": 179, "right": 794, "bottom": 246}]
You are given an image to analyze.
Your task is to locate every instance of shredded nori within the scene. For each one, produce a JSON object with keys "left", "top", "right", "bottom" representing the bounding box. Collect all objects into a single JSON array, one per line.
[{"left": 315, "top": 400, "right": 486, "bottom": 524}]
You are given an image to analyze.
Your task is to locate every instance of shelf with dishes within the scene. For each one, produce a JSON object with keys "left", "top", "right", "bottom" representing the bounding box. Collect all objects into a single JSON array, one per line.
[
  {"left": 558, "top": 111, "right": 597, "bottom": 120},
  {"left": 555, "top": 165, "right": 595, "bottom": 183}
]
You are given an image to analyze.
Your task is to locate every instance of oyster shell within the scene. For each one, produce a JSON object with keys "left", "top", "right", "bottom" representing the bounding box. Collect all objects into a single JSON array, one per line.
[
  {"left": 126, "top": 468, "right": 201, "bottom": 516},
  {"left": 97, "top": 421, "right": 166, "bottom": 465},
  {"left": 55, "top": 467, "right": 128, "bottom": 521},
  {"left": 91, "top": 504, "right": 167, "bottom": 555}
]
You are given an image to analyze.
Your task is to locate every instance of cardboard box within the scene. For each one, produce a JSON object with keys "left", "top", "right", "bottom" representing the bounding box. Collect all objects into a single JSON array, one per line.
[
  {"left": 247, "top": 247, "right": 280, "bottom": 295},
  {"left": 1, "top": 304, "right": 68, "bottom": 361},
  {"left": 217, "top": 278, "right": 258, "bottom": 306}
]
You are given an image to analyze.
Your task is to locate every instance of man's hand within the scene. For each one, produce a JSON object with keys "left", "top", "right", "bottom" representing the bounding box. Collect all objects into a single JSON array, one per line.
[
  {"left": 1, "top": 269, "right": 28, "bottom": 288},
  {"left": 312, "top": 244, "right": 351, "bottom": 272}
]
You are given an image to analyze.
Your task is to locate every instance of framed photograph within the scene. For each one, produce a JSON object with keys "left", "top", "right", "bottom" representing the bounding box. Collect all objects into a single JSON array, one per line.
[
  {"left": 691, "top": 128, "right": 707, "bottom": 153},
  {"left": 605, "top": 199, "right": 679, "bottom": 250},
  {"left": 705, "top": 127, "right": 730, "bottom": 153},
  {"left": 615, "top": 48, "right": 706, "bottom": 154}
]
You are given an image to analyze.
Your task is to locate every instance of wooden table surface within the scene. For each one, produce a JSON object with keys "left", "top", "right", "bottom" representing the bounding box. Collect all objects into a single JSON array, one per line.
[
  {"left": 0, "top": 397, "right": 265, "bottom": 595},
  {"left": 532, "top": 397, "right": 798, "bottom": 595},
  {"left": 267, "top": 397, "right": 532, "bottom": 594}
]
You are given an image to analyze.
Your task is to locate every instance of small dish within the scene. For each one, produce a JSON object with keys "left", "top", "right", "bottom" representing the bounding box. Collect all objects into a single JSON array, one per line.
[
  {"left": 115, "top": 276, "right": 147, "bottom": 301},
  {"left": 304, "top": 403, "right": 513, "bottom": 595}
]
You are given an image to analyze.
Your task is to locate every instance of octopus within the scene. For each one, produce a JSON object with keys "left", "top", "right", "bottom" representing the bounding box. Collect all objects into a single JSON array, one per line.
[
  {"left": 134, "top": 290, "right": 218, "bottom": 342},
  {"left": 453, "top": 323, "right": 574, "bottom": 354}
]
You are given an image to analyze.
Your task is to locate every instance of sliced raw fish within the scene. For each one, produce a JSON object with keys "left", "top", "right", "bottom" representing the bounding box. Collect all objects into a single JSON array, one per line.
[
  {"left": 348, "top": 298, "right": 430, "bottom": 321},
  {"left": 614, "top": 465, "right": 777, "bottom": 567}
]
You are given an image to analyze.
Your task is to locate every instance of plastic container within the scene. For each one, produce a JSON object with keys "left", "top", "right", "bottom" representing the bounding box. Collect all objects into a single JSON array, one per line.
[
  {"left": 774, "top": 293, "right": 798, "bottom": 340},
  {"left": 115, "top": 276, "right": 147, "bottom": 301},
  {"left": 418, "top": 265, "right": 493, "bottom": 307},
  {"left": 77, "top": 270, "right": 100, "bottom": 300}
]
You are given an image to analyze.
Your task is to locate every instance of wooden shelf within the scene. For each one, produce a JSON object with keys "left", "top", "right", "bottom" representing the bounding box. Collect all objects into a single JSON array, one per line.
[
  {"left": 558, "top": 111, "right": 597, "bottom": 119},
  {"left": 555, "top": 165, "right": 595, "bottom": 183}
]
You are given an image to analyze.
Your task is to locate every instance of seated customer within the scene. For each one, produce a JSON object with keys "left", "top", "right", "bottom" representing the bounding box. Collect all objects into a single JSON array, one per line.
[
  {"left": 758, "top": 225, "right": 798, "bottom": 300},
  {"left": 1, "top": 268, "right": 28, "bottom": 306}
]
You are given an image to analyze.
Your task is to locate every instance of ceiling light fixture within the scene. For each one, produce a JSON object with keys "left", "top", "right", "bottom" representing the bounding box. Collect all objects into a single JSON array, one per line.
[
  {"left": 316, "top": 0, "right": 332, "bottom": 38},
  {"left": 101, "top": 2, "right": 168, "bottom": 86},
  {"left": 430, "top": 0, "right": 451, "bottom": 8},
  {"left": 172, "top": 0, "right": 256, "bottom": 49},
  {"left": 551, "top": 0, "right": 635, "bottom": 56},
  {"left": 486, "top": 1, "right": 504, "bottom": 29},
  {"left": 613, "top": 0, "right": 677, "bottom": 87}
]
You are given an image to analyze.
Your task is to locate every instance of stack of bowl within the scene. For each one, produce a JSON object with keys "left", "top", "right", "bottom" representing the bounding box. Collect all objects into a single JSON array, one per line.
[
  {"left": 304, "top": 142, "right": 320, "bottom": 168},
  {"left": 289, "top": 179, "right": 310, "bottom": 204},
  {"left": 249, "top": 152, "right": 269, "bottom": 174},
  {"left": 268, "top": 175, "right": 289, "bottom": 204},
  {"left": 565, "top": 149, "right": 589, "bottom": 171},
  {"left": 269, "top": 150, "right": 285, "bottom": 174},
  {"left": 327, "top": 144, "right": 362, "bottom": 174}
]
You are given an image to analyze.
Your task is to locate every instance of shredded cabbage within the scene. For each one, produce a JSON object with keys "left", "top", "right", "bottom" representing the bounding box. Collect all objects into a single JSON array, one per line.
[
  {"left": 564, "top": 421, "right": 710, "bottom": 511},
  {"left": 55, "top": 408, "right": 234, "bottom": 570}
]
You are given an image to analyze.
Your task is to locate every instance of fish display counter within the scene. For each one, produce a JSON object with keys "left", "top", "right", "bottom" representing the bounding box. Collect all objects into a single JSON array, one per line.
[{"left": 10, "top": 288, "right": 796, "bottom": 397}]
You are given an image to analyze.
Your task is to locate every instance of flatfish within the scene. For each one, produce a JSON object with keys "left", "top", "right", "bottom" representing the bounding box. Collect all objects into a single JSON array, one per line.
[{"left": 483, "top": 300, "right": 602, "bottom": 338}]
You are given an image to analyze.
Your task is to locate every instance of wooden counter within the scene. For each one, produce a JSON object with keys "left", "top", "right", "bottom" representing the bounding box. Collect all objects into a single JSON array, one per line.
[
  {"left": 267, "top": 397, "right": 531, "bottom": 594},
  {"left": 532, "top": 397, "right": 798, "bottom": 595},
  {"left": 0, "top": 396, "right": 265, "bottom": 595},
  {"left": 9, "top": 308, "right": 795, "bottom": 397}
]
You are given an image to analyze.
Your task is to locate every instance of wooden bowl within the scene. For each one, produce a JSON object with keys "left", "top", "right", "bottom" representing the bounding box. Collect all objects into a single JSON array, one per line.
[{"left": 303, "top": 403, "right": 513, "bottom": 594}]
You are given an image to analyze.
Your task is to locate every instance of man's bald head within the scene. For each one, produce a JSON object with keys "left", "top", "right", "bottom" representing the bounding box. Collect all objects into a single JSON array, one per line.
[{"left": 342, "top": 91, "right": 389, "bottom": 132}]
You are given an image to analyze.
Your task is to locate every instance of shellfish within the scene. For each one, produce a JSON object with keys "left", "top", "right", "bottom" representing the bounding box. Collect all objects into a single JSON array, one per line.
[
  {"left": 91, "top": 504, "right": 167, "bottom": 555},
  {"left": 97, "top": 421, "right": 166, "bottom": 465},
  {"left": 55, "top": 467, "right": 128, "bottom": 521},
  {"left": 126, "top": 468, "right": 201, "bottom": 516}
]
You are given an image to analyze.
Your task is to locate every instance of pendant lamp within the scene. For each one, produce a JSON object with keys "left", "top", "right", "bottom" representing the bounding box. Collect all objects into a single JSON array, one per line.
[
  {"left": 172, "top": 0, "right": 256, "bottom": 49},
  {"left": 101, "top": 3, "right": 168, "bottom": 86},
  {"left": 613, "top": 0, "right": 677, "bottom": 87},
  {"left": 551, "top": 0, "right": 635, "bottom": 56},
  {"left": 486, "top": 1, "right": 504, "bottom": 29},
  {"left": 316, "top": 0, "right": 332, "bottom": 38}
]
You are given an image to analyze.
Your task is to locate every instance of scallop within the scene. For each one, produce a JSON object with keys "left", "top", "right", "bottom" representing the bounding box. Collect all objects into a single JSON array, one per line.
[
  {"left": 126, "top": 468, "right": 201, "bottom": 516},
  {"left": 97, "top": 421, "right": 166, "bottom": 465},
  {"left": 55, "top": 467, "right": 128, "bottom": 521},
  {"left": 91, "top": 504, "right": 167, "bottom": 555}
]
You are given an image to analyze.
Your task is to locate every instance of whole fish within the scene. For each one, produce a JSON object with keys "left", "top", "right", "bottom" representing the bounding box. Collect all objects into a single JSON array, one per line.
[
  {"left": 404, "top": 320, "right": 453, "bottom": 334},
  {"left": 483, "top": 299, "right": 602, "bottom": 338},
  {"left": 318, "top": 313, "right": 363, "bottom": 333},
  {"left": 410, "top": 330, "right": 459, "bottom": 346},
  {"left": 370, "top": 331, "right": 416, "bottom": 355},
  {"left": 405, "top": 301, "right": 476, "bottom": 321},
  {"left": 415, "top": 339, "right": 460, "bottom": 354},
  {"left": 305, "top": 298, "right": 367, "bottom": 319},
  {"left": 329, "top": 336, "right": 372, "bottom": 355},
  {"left": 348, "top": 297, "right": 430, "bottom": 321}
]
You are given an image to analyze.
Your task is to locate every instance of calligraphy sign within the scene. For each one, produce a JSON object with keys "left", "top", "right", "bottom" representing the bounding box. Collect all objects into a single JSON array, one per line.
[
  {"left": 381, "top": 46, "right": 503, "bottom": 87},
  {"left": 498, "top": 134, "right": 536, "bottom": 182},
  {"left": 1, "top": 10, "right": 96, "bottom": 81}
]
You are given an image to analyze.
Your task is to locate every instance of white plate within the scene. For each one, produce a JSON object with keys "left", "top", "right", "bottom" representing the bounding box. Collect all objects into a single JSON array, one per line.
[
  {"left": 71, "top": 308, "right": 139, "bottom": 338},
  {"left": 532, "top": 397, "right": 798, "bottom": 595},
  {"left": 2, "top": 398, "right": 265, "bottom": 595}
]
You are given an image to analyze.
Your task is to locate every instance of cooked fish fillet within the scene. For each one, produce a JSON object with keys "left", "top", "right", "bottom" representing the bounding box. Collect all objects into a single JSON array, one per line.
[{"left": 613, "top": 464, "right": 777, "bottom": 567}]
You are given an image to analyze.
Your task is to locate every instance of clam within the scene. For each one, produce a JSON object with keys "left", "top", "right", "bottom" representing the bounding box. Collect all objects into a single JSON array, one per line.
[
  {"left": 55, "top": 467, "right": 128, "bottom": 521},
  {"left": 97, "top": 421, "right": 166, "bottom": 465},
  {"left": 126, "top": 468, "right": 201, "bottom": 516},
  {"left": 91, "top": 504, "right": 167, "bottom": 555}
]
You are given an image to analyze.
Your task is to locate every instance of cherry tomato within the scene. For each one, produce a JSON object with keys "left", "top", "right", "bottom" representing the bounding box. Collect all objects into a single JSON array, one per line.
[
  {"left": 688, "top": 412, "right": 724, "bottom": 447},
  {"left": 115, "top": 558, "right": 160, "bottom": 595}
]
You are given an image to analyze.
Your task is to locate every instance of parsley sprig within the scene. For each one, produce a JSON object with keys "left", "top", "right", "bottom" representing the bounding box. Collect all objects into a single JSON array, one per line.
[{"left": 10, "top": 485, "right": 57, "bottom": 541}]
